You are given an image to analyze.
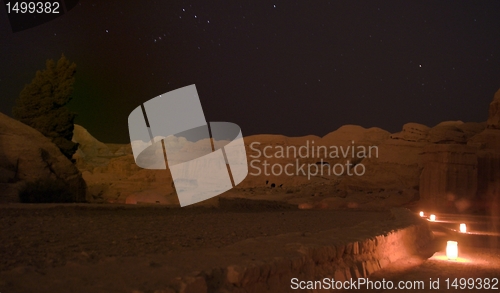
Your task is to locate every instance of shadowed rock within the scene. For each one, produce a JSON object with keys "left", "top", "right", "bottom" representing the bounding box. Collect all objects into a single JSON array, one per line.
[
  {"left": 0, "top": 112, "right": 87, "bottom": 203},
  {"left": 487, "top": 88, "right": 500, "bottom": 129},
  {"left": 419, "top": 144, "right": 478, "bottom": 212}
]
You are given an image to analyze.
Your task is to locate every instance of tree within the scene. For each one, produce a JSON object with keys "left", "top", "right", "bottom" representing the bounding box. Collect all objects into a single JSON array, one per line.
[{"left": 13, "top": 55, "right": 79, "bottom": 160}]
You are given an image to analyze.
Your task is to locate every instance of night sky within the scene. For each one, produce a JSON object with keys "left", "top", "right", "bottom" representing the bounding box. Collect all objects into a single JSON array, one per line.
[{"left": 1, "top": 1, "right": 499, "bottom": 143}]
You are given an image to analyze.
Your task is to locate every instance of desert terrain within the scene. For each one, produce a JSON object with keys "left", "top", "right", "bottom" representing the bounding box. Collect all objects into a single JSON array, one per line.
[{"left": 0, "top": 89, "right": 499, "bottom": 292}]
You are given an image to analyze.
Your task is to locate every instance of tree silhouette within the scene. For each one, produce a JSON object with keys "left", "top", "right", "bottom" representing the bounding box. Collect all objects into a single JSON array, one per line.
[{"left": 13, "top": 55, "right": 79, "bottom": 160}]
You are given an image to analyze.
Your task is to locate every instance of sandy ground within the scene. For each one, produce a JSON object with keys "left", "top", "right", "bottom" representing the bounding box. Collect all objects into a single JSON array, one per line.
[{"left": 0, "top": 199, "right": 390, "bottom": 292}]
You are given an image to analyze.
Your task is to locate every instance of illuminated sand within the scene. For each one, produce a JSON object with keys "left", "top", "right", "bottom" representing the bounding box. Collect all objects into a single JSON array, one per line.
[{"left": 369, "top": 219, "right": 500, "bottom": 293}]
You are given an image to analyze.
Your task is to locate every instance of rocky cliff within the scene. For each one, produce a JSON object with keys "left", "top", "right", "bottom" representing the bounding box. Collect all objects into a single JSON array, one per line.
[{"left": 70, "top": 89, "right": 500, "bottom": 212}]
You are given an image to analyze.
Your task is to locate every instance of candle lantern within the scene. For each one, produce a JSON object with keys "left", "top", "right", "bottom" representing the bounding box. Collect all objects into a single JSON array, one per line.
[
  {"left": 459, "top": 223, "right": 466, "bottom": 233},
  {"left": 446, "top": 241, "right": 458, "bottom": 260}
]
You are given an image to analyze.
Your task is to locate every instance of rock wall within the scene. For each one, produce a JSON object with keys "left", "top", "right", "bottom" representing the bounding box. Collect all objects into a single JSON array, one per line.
[
  {"left": 468, "top": 127, "right": 500, "bottom": 213},
  {"left": 416, "top": 90, "right": 499, "bottom": 213},
  {"left": 419, "top": 144, "right": 478, "bottom": 212}
]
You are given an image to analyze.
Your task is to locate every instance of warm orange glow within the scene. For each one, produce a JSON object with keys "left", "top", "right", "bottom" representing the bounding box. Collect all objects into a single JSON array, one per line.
[
  {"left": 419, "top": 211, "right": 424, "bottom": 217},
  {"left": 459, "top": 223, "right": 466, "bottom": 233},
  {"left": 432, "top": 254, "right": 471, "bottom": 263},
  {"left": 446, "top": 241, "right": 458, "bottom": 260},
  {"left": 430, "top": 214, "right": 436, "bottom": 221}
]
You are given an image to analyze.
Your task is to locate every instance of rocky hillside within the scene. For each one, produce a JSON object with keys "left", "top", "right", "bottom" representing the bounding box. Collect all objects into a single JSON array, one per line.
[{"left": 71, "top": 89, "right": 500, "bottom": 212}]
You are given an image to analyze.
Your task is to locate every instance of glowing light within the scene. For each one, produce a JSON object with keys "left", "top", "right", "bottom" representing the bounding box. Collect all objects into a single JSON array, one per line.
[
  {"left": 430, "top": 214, "right": 436, "bottom": 221},
  {"left": 419, "top": 211, "right": 424, "bottom": 217},
  {"left": 460, "top": 223, "right": 466, "bottom": 233},
  {"left": 446, "top": 241, "right": 458, "bottom": 260}
]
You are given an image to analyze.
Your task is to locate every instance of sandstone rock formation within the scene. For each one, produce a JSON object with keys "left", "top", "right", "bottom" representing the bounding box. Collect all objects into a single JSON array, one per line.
[
  {"left": 417, "top": 89, "right": 499, "bottom": 213},
  {"left": 239, "top": 125, "right": 427, "bottom": 209},
  {"left": 240, "top": 125, "right": 392, "bottom": 191},
  {"left": 73, "top": 122, "right": 425, "bottom": 208},
  {"left": 458, "top": 122, "right": 487, "bottom": 138},
  {"left": 467, "top": 90, "right": 500, "bottom": 212},
  {"left": 0, "top": 112, "right": 87, "bottom": 203},
  {"left": 390, "top": 122, "right": 430, "bottom": 142},
  {"left": 72, "top": 124, "right": 113, "bottom": 158},
  {"left": 390, "top": 121, "right": 485, "bottom": 145},
  {"left": 71, "top": 88, "right": 500, "bottom": 211},
  {"left": 487, "top": 88, "right": 500, "bottom": 129},
  {"left": 419, "top": 144, "right": 478, "bottom": 212},
  {"left": 427, "top": 121, "right": 468, "bottom": 144},
  {"left": 74, "top": 123, "right": 418, "bottom": 207},
  {"left": 340, "top": 139, "right": 425, "bottom": 195},
  {"left": 72, "top": 124, "right": 178, "bottom": 204}
]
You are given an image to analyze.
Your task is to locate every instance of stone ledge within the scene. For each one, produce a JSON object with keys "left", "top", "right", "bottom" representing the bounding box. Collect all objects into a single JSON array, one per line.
[{"left": 160, "top": 208, "right": 433, "bottom": 293}]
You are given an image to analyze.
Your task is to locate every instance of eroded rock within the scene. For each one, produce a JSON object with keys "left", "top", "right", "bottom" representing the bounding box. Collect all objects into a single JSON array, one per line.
[
  {"left": 0, "top": 112, "right": 86, "bottom": 202},
  {"left": 487, "top": 88, "right": 500, "bottom": 129},
  {"left": 419, "top": 144, "right": 478, "bottom": 212},
  {"left": 390, "top": 122, "right": 430, "bottom": 142}
]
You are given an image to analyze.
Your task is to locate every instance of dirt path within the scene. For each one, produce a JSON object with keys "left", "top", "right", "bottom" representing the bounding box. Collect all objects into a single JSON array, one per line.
[{"left": 0, "top": 199, "right": 389, "bottom": 275}]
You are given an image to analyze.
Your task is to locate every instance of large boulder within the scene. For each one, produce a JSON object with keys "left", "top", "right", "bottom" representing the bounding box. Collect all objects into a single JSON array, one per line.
[{"left": 0, "top": 112, "right": 87, "bottom": 203}]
